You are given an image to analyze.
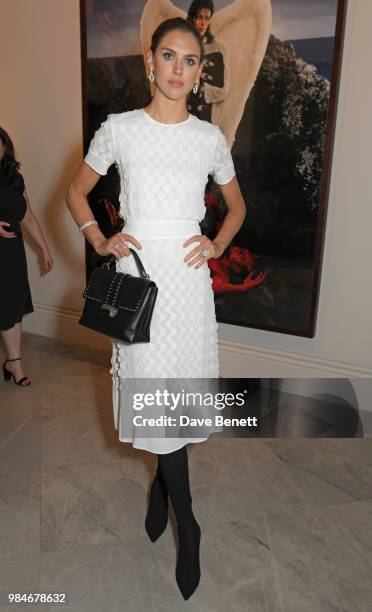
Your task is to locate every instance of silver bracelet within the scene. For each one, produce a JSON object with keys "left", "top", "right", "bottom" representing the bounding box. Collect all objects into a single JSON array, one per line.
[{"left": 79, "top": 220, "right": 98, "bottom": 234}]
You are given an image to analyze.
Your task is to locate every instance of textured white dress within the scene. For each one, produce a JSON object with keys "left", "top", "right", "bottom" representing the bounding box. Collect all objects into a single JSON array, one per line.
[{"left": 84, "top": 108, "right": 236, "bottom": 453}]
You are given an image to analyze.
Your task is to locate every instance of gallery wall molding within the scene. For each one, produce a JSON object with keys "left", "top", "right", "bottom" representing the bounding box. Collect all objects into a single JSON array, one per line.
[
  {"left": 24, "top": 305, "right": 371, "bottom": 378},
  {"left": 219, "top": 339, "right": 372, "bottom": 379},
  {"left": 23, "top": 303, "right": 111, "bottom": 351},
  {"left": 32, "top": 302, "right": 81, "bottom": 321}
]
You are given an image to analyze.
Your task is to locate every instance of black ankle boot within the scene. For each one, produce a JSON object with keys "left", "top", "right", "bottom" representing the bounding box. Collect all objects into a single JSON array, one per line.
[
  {"left": 175, "top": 516, "right": 201, "bottom": 600},
  {"left": 145, "top": 472, "right": 168, "bottom": 542}
]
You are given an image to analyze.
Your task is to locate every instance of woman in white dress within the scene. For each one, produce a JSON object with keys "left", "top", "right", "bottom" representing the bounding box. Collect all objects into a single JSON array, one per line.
[{"left": 66, "top": 17, "right": 246, "bottom": 600}]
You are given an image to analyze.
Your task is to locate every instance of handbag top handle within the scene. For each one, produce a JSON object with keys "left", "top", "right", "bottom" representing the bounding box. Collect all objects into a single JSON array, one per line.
[{"left": 103, "top": 248, "right": 150, "bottom": 279}]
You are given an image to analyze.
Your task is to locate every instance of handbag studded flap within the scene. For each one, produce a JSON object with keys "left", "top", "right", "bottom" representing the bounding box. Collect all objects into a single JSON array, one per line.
[
  {"left": 79, "top": 248, "right": 158, "bottom": 343},
  {"left": 83, "top": 267, "right": 152, "bottom": 312}
]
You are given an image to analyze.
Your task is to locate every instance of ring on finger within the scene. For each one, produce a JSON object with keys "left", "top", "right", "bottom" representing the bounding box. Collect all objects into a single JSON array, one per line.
[{"left": 201, "top": 248, "right": 210, "bottom": 257}]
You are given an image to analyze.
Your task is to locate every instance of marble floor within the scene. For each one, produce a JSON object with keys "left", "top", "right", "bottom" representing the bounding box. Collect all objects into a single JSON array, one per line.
[{"left": 1, "top": 333, "right": 372, "bottom": 611}]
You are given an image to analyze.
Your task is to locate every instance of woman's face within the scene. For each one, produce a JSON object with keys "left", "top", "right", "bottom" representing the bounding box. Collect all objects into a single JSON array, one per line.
[
  {"left": 148, "top": 30, "right": 203, "bottom": 100},
  {"left": 193, "top": 8, "right": 212, "bottom": 38}
]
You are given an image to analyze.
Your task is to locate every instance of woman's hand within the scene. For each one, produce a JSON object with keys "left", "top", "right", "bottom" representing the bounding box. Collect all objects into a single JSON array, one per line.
[
  {"left": 183, "top": 235, "right": 225, "bottom": 269},
  {"left": 93, "top": 232, "right": 142, "bottom": 259},
  {"left": 0, "top": 221, "right": 17, "bottom": 238},
  {"left": 41, "top": 248, "right": 54, "bottom": 273}
]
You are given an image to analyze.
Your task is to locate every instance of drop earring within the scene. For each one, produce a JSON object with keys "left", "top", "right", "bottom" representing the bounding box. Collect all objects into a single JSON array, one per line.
[
  {"left": 193, "top": 81, "right": 199, "bottom": 94},
  {"left": 149, "top": 67, "right": 155, "bottom": 82}
]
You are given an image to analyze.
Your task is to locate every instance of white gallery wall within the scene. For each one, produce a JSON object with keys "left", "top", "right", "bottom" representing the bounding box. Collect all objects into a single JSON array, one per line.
[{"left": 0, "top": 0, "right": 371, "bottom": 378}]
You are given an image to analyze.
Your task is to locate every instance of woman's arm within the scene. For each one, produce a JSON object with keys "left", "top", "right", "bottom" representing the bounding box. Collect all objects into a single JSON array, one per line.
[
  {"left": 212, "top": 176, "right": 246, "bottom": 255},
  {"left": 21, "top": 189, "right": 53, "bottom": 272},
  {"left": 66, "top": 162, "right": 142, "bottom": 258},
  {"left": 21, "top": 190, "right": 49, "bottom": 250},
  {"left": 183, "top": 176, "right": 246, "bottom": 268},
  {"left": 66, "top": 162, "right": 107, "bottom": 250}
]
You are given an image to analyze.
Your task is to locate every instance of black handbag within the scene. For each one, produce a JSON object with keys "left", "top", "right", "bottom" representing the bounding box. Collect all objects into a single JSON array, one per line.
[{"left": 78, "top": 248, "right": 158, "bottom": 343}]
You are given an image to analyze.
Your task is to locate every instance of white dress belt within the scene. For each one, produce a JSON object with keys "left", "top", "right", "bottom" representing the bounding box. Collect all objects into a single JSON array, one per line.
[{"left": 122, "top": 219, "right": 201, "bottom": 238}]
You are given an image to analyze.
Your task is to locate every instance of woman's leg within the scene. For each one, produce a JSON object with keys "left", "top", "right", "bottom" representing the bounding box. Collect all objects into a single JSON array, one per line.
[
  {"left": 1, "top": 322, "right": 30, "bottom": 384},
  {"left": 145, "top": 460, "right": 169, "bottom": 542},
  {"left": 157, "top": 445, "right": 201, "bottom": 600}
]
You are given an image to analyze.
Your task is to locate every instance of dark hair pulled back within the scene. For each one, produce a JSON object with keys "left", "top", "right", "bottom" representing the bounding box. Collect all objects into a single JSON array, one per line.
[{"left": 150, "top": 17, "right": 204, "bottom": 63}]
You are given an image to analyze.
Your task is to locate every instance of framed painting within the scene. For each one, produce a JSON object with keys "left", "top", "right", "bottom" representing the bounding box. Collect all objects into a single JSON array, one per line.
[{"left": 80, "top": 0, "right": 348, "bottom": 337}]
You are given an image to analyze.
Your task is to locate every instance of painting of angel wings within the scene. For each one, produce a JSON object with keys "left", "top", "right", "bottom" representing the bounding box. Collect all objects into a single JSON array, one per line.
[
  {"left": 81, "top": 0, "right": 348, "bottom": 337},
  {"left": 140, "top": 0, "right": 272, "bottom": 147}
]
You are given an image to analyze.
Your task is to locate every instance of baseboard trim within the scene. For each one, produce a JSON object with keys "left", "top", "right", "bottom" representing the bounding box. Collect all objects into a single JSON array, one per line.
[
  {"left": 22, "top": 302, "right": 111, "bottom": 351},
  {"left": 22, "top": 304, "right": 371, "bottom": 378},
  {"left": 32, "top": 302, "right": 81, "bottom": 320},
  {"left": 219, "top": 339, "right": 372, "bottom": 378}
]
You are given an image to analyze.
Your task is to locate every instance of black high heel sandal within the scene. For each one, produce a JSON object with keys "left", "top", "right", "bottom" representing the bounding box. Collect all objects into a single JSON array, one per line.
[{"left": 2, "top": 357, "right": 31, "bottom": 386}]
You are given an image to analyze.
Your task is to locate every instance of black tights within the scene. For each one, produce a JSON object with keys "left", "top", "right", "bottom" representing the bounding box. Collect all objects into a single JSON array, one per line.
[
  {"left": 147, "top": 445, "right": 201, "bottom": 599},
  {"left": 157, "top": 445, "right": 195, "bottom": 524}
]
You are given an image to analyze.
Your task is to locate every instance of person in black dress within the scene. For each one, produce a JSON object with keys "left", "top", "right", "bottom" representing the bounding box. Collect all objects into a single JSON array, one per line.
[{"left": 0, "top": 127, "right": 53, "bottom": 386}]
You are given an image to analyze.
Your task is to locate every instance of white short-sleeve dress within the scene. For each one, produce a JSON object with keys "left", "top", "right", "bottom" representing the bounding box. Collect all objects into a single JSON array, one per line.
[{"left": 84, "top": 108, "right": 236, "bottom": 454}]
